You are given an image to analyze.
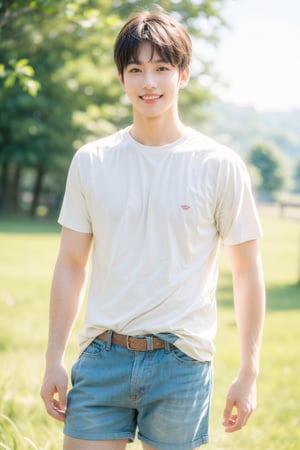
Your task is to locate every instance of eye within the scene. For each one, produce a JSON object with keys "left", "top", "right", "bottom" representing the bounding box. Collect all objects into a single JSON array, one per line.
[
  {"left": 128, "top": 67, "right": 141, "bottom": 73},
  {"left": 158, "top": 66, "right": 170, "bottom": 72}
]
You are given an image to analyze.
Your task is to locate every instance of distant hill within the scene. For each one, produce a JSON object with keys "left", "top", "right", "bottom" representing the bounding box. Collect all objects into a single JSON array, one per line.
[{"left": 202, "top": 102, "right": 300, "bottom": 161}]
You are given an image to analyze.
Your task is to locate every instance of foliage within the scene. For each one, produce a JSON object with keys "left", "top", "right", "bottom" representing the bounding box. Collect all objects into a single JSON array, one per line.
[
  {"left": 0, "top": 210, "right": 299, "bottom": 449},
  {"left": 0, "top": 0, "right": 58, "bottom": 95},
  {"left": 0, "top": 58, "right": 41, "bottom": 96},
  {"left": 247, "top": 141, "right": 288, "bottom": 199},
  {"left": 0, "top": 0, "right": 227, "bottom": 217}
]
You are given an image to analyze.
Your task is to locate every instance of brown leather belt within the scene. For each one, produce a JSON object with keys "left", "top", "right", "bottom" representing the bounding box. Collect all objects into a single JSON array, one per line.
[{"left": 97, "top": 331, "right": 168, "bottom": 351}]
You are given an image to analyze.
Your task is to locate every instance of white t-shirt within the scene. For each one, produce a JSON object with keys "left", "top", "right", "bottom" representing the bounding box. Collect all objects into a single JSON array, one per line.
[{"left": 58, "top": 127, "right": 263, "bottom": 361}]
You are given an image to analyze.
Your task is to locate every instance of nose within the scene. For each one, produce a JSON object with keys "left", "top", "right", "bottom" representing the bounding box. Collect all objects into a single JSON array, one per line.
[{"left": 142, "top": 71, "right": 157, "bottom": 89}]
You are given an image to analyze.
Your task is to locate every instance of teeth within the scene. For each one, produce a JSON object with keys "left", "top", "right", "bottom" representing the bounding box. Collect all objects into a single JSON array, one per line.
[{"left": 142, "top": 95, "right": 160, "bottom": 99}]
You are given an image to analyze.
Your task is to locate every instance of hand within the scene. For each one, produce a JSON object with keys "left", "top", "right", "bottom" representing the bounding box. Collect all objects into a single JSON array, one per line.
[
  {"left": 222, "top": 373, "right": 257, "bottom": 432},
  {"left": 40, "top": 363, "right": 68, "bottom": 422}
]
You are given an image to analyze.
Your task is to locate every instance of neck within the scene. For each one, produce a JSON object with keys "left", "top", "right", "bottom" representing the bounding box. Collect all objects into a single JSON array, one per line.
[{"left": 130, "top": 113, "right": 187, "bottom": 146}]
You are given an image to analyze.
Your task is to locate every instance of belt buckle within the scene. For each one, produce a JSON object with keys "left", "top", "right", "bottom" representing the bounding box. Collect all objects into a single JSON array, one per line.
[
  {"left": 126, "top": 335, "right": 154, "bottom": 351},
  {"left": 126, "top": 336, "right": 149, "bottom": 352},
  {"left": 126, "top": 335, "right": 134, "bottom": 350}
]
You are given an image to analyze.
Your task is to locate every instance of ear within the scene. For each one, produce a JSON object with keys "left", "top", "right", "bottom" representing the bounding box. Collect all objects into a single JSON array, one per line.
[
  {"left": 118, "top": 72, "right": 125, "bottom": 90},
  {"left": 179, "top": 66, "right": 190, "bottom": 89}
]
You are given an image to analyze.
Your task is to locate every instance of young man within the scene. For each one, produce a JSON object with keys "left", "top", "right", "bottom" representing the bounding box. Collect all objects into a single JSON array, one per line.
[{"left": 40, "top": 10, "right": 265, "bottom": 450}]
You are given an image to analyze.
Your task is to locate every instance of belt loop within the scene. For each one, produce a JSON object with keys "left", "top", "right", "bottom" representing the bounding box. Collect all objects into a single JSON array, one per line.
[
  {"left": 146, "top": 336, "right": 154, "bottom": 351},
  {"left": 106, "top": 330, "right": 113, "bottom": 351},
  {"left": 164, "top": 341, "right": 171, "bottom": 353}
]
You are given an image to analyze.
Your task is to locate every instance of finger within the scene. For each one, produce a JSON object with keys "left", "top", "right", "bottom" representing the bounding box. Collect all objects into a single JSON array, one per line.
[
  {"left": 45, "top": 397, "right": 66, "bottom": 422},
  {"left": 222, "top": 398, "right": 235, "bottom": 426},
  {"left": 53, "top": 398, "right": 67, "bottom": 421},
  {"left": 57, "top": 385, "right": 67, "bottom": 412},
  {"left": 223, "top": 414, "right": 243, "bottom": 432},
  {"left": 223, "top": 408, "right": 251, "bottom": 433},
  {"left": 41, "top": 387, "right": 66, "bottom": 422}
]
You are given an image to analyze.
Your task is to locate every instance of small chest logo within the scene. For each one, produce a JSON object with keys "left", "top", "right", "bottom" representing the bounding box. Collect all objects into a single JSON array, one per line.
[{"left": 180, "top": 204, "right": 191, "bottom": 210}]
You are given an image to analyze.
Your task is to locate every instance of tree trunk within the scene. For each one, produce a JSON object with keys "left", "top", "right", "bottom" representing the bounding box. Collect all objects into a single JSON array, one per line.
[
  {"left": 0, "top": 161, "right": 9, "bottom": 212},
  {"left": 11, "top": 164, "right": 22, "bottom": 211},
  {"left": 30, "top": 165, "right": 44, "bottom": 217},
  {"left": 0, "top": 161, "right": 17, "bottom": 213}
]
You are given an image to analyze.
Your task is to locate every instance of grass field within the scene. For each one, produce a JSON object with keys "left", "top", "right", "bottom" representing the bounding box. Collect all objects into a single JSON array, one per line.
[{"left": 0, "top": 207, "right": 299, "bottom": 450}]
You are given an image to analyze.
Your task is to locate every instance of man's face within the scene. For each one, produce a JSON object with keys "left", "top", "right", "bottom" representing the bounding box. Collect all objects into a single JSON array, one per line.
[{"left": 119, "top": 42, "right": 190, "bottom": 120}]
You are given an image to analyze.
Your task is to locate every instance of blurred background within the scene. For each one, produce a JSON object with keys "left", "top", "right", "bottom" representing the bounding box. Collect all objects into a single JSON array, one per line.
[{"left": 1, "top": 0, "right": 300, "bottom": 220}]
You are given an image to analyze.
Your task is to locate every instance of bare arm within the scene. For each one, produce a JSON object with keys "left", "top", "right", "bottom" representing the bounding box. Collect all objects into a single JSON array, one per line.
[
  {"left": 222, "top": 239, "right": 265, "bottom": 432},
  {"left": 40, "top": 227, "right": 92, "bottom": 421}
]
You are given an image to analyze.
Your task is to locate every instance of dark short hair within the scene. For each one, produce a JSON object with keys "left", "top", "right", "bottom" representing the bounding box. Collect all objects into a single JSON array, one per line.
[{"left": 114, "top": 11, "right": 192, "bottom": 77}]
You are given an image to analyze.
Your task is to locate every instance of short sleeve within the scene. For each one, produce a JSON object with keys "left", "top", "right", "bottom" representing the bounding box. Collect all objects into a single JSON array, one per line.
[
  {"left": 215, "top": 154, "right": 263, "bottom": 245},
  {"left": 58, "top": 150, "right": 92, "bottom": 233}
]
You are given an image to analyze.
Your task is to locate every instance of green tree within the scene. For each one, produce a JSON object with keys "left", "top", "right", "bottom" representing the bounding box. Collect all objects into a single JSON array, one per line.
[
  {"left": 247, "top": 141, "right": 287, "bottom": 199},
  {"left": 0, "top": 0, "right": 61, "bottom": 95},
  {"left": 0, "top": 1, "right": 120, "bottom": 214},
  {"left": 0, "top": 0, "right": 227, "bottom": 216}
]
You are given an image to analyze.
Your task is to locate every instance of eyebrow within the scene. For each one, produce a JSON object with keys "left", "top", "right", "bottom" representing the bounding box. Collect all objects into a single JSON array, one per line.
[{"left": 128, "top": 58, "right": 168, "bottom": 65}]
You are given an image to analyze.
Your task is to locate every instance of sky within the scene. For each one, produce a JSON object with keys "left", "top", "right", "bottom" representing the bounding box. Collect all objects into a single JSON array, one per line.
[{"left": 209, "top": 0, "right": 300, "bottom": 112}]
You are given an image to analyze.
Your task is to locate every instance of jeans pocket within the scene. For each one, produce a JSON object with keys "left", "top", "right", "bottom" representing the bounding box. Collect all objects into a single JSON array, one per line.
[
  {"left": 171, "top": 346, "right": 200, "bottom": 364},
  {"left": 81, "top": 338, "right": 106, "bottom": 358}
]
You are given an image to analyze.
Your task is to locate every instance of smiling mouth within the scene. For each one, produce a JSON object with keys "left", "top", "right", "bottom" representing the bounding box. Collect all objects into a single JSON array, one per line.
[{"left": 140, "top": 95, "right": 162, "bottom": 102}]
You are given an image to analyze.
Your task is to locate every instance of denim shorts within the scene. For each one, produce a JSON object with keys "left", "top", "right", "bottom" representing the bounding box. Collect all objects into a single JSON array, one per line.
[{"left": 64, "top": 333, "right": 212, "bottom": 450}]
